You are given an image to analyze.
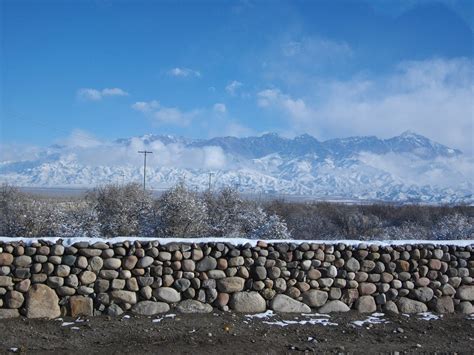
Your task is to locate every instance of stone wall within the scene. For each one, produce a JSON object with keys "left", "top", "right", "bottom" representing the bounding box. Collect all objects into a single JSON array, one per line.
[{"left": 0, "top": 240, "right": 473, "bottom": 319}]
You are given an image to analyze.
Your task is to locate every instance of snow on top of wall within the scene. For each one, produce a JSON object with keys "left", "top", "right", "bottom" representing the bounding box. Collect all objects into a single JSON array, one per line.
[{"left": 0, "top": 236, "right": 473, "bottom": 247}]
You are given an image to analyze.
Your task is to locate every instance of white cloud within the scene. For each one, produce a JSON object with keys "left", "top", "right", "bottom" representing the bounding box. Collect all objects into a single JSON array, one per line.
[
  {"left": 168, "top": 67, "right": 201, "bottom": 78},
  {"left": 10, "top": 133, "right": 229, "bottom": 170},
  {"left": 132, "top": 100, "right": 198, "bottom": 127},
  {"left": 131, "top": 100, "right": 160, "bottom": 113},
  {"left": 258, "top": 58, "right": 474, "bottom": 155},
  {"left": 213, "top": 103, "right": 227, "bottom": 113},
  {"left": 77, "top": 87, "right": 129, "bottom": 101},
  {"left": 225, "top": 80, "right": 243, "bottom": 96}
]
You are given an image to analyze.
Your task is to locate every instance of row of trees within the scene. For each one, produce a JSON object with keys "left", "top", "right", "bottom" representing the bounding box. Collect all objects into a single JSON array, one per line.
[{"left": 0, "top": 183, "right": 290, "bottom": 239}]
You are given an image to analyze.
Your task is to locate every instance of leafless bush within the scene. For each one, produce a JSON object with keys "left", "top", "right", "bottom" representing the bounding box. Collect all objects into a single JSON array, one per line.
[
  {"left": 87, "top": 183, "right": 152, "bottom": 237},
  {"left": 264, "top": 200, "right": 473, "bottom": 240}
]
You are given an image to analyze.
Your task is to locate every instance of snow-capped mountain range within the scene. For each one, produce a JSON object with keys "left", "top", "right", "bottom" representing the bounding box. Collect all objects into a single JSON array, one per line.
[{"left": 1, "top": 131, "right": 472, "bottom": 203}]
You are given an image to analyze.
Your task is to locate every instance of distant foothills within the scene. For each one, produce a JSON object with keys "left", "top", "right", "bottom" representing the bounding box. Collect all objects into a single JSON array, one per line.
[{"left": 0, "top": 131, "right": 472, "bottom": 204}]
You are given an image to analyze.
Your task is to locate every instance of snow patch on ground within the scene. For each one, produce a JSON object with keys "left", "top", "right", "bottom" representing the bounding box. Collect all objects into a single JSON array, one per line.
[
  {"left": 1, "top": 236, "right": 472, "bottom": 247},
  {"left": 352, "top": 313, "right": 389, "bottom": 327},
  {"left": 245, "top": 310, "right": 275, "bottom": 319},
  {"left": 152, "top": 313, "right": 176, "bottom": 323},
  {"left": 417, "top": 312, "right": 442, "bottom": 321},
  {"left": 263, "top": 318, "right": 338, "bottom": 327},
  {"left": 260, "top": 313, "right": 337, "bottom": 327}
]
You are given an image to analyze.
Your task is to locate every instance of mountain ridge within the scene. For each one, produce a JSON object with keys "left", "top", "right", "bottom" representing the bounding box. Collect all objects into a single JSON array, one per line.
[{"left": 0, "top": 131, "right": 471, "bottom": 204}]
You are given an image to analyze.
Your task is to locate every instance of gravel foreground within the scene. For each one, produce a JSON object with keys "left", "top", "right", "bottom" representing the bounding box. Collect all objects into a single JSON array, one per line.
[{"left": 0, "top": 311, "right": 473, "bottom": 354}]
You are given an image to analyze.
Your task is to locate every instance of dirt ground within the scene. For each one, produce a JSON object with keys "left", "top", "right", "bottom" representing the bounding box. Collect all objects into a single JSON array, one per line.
[{"left": 0, "top": 311, "right": 473, "bottom": 354}]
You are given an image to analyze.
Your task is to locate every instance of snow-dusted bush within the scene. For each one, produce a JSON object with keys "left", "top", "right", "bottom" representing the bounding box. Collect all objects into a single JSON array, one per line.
[
  {"left": 0, "top": 184, "right": 63, "bottom": 237},
  {"left": 204, "top": 187, "right": 290, "bottom": 238},
  {"left": 88, "top": 183, "right": 152, "bottom": 237},
  {"left": 250, "top": 214, "right": 290, "bottom": 239},
  {"left": 155, "top": 182, "right": 208, "bottom": 237}
]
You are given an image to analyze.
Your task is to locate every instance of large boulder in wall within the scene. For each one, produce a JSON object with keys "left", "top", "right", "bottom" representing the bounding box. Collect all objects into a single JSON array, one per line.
[{"left": 25, "top": 284, "right": 61, "bottom": 319}]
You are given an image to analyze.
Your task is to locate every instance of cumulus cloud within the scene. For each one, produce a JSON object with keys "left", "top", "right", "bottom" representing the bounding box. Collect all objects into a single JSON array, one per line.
[
  {"left": 76, "top": 87, "right": 129, "bottom": 101},
  {"left": 258, "top": 58, "right": 474, "bottom": 155},
  {"left": 132, "top": 100, "right": 198, "bottom": 127},
  {"left": 168, "top": 67, "right": 201, "bottom": 78},
  {"left": 213, "top": 103, "right": 227, "bottom": 113},
  {"left": 225, "top": 80, "right": 243, "bottom": 96}
]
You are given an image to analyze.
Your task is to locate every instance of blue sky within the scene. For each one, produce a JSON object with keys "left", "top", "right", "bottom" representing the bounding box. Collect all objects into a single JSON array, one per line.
[{"left": 1, "top": 0, "right": 473, "bottom": 154}]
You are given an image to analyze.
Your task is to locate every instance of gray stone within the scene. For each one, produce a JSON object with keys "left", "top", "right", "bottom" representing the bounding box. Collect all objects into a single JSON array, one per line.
[
  {"left": 319, "top": 278, "right": 334, "bottom": 288},
  {"left": 57, "top": 286, "right": 76, "bottom": 296},
  {"left": 103, "top": 258, "right": 121, "bottom": 270},
  {"left": 456, "top": 286, "right": 474, "bottom": 301},
  {"left": 196, "top": 256, "right": 217, "bottom": 272},
  {"left": 302, "top": 290, "right": 328, "bottom": 307},
  {"left": 318, "top": 300, "right": 350, "bottom": 313},
  {"left": 174, "top": 278, "right": 191, "bottom": 292},
  {"left": 79, "top": 248, "right": 102, "bottom": 257},
  {"left": 6, "top": 290, "right": 24, "bottom": 309},
  {"left": 106, "top": 304, "right": 124, "bottom": 316},
  {"left": 47, "top": 276, "right": 64, "bottom": 288},
  {"left": 14, "top": 255, "right": 32, "bottom": 268},
  {"left": 110, "top": 290, "right": 137, "bottom": 304},
  {"left": 89, "top": 256, "right": 104, "bottom": 271},
  {"left": 25, "top": 284, "right": 61, "bottom": 319},
  {"left": 412, "top": 287, "right": 434, "bottom": 302},
  {"left": 176, "top": 299, "right": 213, "bottom": 313},
  {"left": 111, "top": 279, "right": 126, "bottom": 290},
  {"left": 122, "top": 256, "right": 138, "bottom": 270},
  {"left": 229, "top": 292, "right": 266, "bottom": 313},
  {"left": 56, "top": 265, "right": 70, "bottom": 277},
  {"left": 0, "top": 309, "right": 20, "bottom": 319},
  {"left": 355, "top": 295, "right": 376, "bottom": 313},
  {"left": 79, "top": 271, "right": 97, "bottom": 284},
  {"left": 359, "top": 282, "right": 376, "bottom": 295},
  {"left": 457, "top": 301, "right": 474, "bottom": 314},
  {"left": 154, "top": 287, "right": 181, "bottom": 303},
  {"left": 181, "top": 259, "right": 195, "bottom": 271},
  {"left": 132, "top": 301, "right": 170, "bottom": 315},
  {"left": 0, "top": 276, "right": 13, "bottom": 287},
  {"left": 345, "top": 258, "right": 360, "bottom": 272},
  {"left": 397, "top": 297, "right": 428, "bottom": 313},
  {"left": 383, "top": 301, "right": 399, "bottom": 314},
  {"left": 216, "top": 277, "right": 245, "bottom": 293},
  {"left": 271, "top": 294, "right": 311, "bottom": 313},
  {"left": 99, "top": 270, "right": 119, "bottom": 280},
  {"left": 207, "top": 270, "right": 226, "bottom": 279},
  {"left": 431, "top": 296, "right": 454, "bottom": 313},
  {"left": 253, "top": 266, "right": 267, "bottom": 280},
  {"left": 137, "top": 256, "right": 154, "bottom": 268}
]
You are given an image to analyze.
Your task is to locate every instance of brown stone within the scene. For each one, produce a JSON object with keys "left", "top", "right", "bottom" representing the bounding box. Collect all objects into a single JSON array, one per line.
[
  {"left": 70, "top": 295, "right": 93, "bottom": 317},
  {"left": 25, "top": 284, "right": 61, "bottom": 319},
  {"left": 0, "top": 253, "right": 14, "bottom": 266}
]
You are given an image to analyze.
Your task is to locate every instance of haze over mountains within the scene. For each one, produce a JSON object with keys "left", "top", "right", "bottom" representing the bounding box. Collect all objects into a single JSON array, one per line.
[{"left": 0, "top": 131, "right": 472, "bottom": 204}]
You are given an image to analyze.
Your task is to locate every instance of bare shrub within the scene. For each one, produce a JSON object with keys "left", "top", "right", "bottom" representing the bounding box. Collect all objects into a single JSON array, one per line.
[
  {"left": 88, "top": 183, "right": 152, "bottom": 237},
  {"left": 155, "top": 183, "right": 208, "bottom": 238}
]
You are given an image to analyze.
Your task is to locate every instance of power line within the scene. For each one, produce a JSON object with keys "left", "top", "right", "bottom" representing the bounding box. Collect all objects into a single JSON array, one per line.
[{"left": 138, "top": 151, "right": 153, "bottom": 190}]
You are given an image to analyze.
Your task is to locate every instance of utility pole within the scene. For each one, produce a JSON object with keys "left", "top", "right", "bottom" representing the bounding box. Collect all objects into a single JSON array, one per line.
[
  {"left": 208, "top": 172, "right": 214, "bottom": 191},
  {"left": 138, "top": 151, "right": 153, "bottom": 190}
]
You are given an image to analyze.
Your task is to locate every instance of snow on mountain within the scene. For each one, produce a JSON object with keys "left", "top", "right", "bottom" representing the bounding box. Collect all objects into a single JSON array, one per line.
[{"left": 0, "top": 132, "right": 472, "bottom": 203}]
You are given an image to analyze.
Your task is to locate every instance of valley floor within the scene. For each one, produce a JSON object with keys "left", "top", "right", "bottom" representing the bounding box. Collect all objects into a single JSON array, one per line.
[{"left": 0, "top": 311, "right": 473, "bottom": 354}]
